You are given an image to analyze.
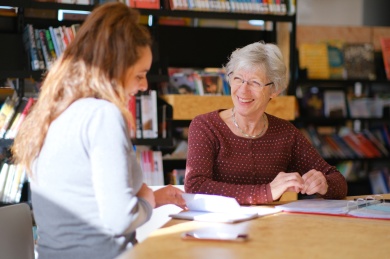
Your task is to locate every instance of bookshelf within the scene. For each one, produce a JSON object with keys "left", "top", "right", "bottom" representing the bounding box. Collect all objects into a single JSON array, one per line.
[
  {"left": 295, "top": 24, "right": 390, "bottom": 195},
  {"left": 0, "top": 1, "right": 298, "bottom": 190}
]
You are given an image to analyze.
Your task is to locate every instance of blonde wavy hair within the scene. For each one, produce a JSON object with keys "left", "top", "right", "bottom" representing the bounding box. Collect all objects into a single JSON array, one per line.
[{"left": 12, "top": 2, "right": 152, "bottom": 175}]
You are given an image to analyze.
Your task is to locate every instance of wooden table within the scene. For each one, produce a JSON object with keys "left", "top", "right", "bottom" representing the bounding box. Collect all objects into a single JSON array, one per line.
[{"left": 117, "top": 195, "right": 390, "bottom": 259}]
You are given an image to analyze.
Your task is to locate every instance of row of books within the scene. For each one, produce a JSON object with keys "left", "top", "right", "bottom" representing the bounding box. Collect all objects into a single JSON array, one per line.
[
  {"left": 299, "top": 40, "right": 387, "bottom": 80},
  {"left": 0, "top": 90, "right": 35, "bottom": 140},
  {"left": 161, "top": 67, "right": 230, "bottom": 96},
  {"left": 128, "top": 90, "right": 160, "bottom": 139},
  {"left": 299, "top": 87, "right": 390, "bottom": 119},
  {"left": 0, "top": 162, "right": 27, "bottom": 204},
  {"left": 167, "top": 168, "right": 185, "bottom": 185},
  {"left": 162, "top": 0, "right": 295, "bottom": 15},
  {"left": 23, "top": 23, "right": 80, "bottom": 71},
  {"left": 301, "top": 126, "right": 390, "bottom": 160},
  {"left": 368, "top": 167, "right": 390, "bottom": 195},
  {"left": 32, "top": 0, "right": 91, "bottom": 4},
  {"left": 337, "top": 160, "right": 389, "bottom": 195},
  {"left": 135, "top": 148, "right": 164, "bottom": 186}
]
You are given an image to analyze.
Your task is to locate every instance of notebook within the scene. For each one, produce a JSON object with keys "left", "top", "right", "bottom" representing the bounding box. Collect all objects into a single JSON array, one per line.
[
  {"left": 275, "top": 196, "right": 390, "bottom": 220},
  {"left": 169, "top": 193, "right": 282, "bottom": 223}
]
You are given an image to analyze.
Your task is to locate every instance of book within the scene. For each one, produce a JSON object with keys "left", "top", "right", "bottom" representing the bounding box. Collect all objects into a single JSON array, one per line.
[
  {"left": 170, "top": 169, "right": 186, "bottom": 185},
  {"left": 33, "top": 28, "right": 46, "bottom": 70},
  {"left": 38, "top": 29, "right": 54, "bottom": 70},
  {"left": 0, "top": 162, "right": 10, "bottom": 201},
  {"left": 4, "top": 97, "right": 35, "bottom": 139},
  {"left": 2, "top": 163, "right": 16, "bottom": 203},
  {"left": 135, "top": 94, "right": 142, "bottom": 139},
  {"left": 127, "top": 0, "right": 160, "bottom": 9},
  {"left": 276, "top": 196, "right": 390, "bottom": 220},
  {"left": 380, "top": 37, "right": 390, "bottom": 80},
  {"left": 49, "top": 26, "right": 61, "bottom": 58},
  {"left": 0, "top": 92, "right": 20, "bottom": 138},
  {"left": 323, "top": 90, "right": 347, "bottom": 118},
  {"left": 152, "top": 151, "right": 164, "bottom": 186},
  {"left": 141, "top": 92, "right": 158, "bottom": 139},
  {"left": 23, "top": 24, "right": 40, "bottom": 71},
  {"left": 199, "top": 73, "right": 223, "bottom": 95},
  {"left": 167, "top": 68, "right": 198, "bottom": 95},
  {"left": 369, "top": 169, "right": 389, "bottom": 195},
  {"left": 150, "top": 90, "right": 158, "bottom": 139},
  {"left": 44, "top": 29, "right": 58, "bottom": 67},
  {"left": 169, "top": 193, "right": 282, "bottom": 223},
  {"left": 362, "top": 129, "right": 389, "bottom": 157},
  {"left": 343, "top": 43, "right": 376, "bottom": 80},
  {"left": 326, "top": 40, "right": 345, "bottom": 79},
  {"left": 127, "top": 95, "right": 136, "bottom": 139},
  {"left": 340, "top": 132, "right": 366, "bottom": 158},
  {"left": 299, "top": 86, "right": 324, "bottom": 117},
  {"left": 299, "top": 43, "right": 330, "bottom": 79},
  {"left": 353, "top": 132, "right": 382, "bottom": 158},
  {"left": 71, "top": 24, "right": 81, "bottom": 37}
]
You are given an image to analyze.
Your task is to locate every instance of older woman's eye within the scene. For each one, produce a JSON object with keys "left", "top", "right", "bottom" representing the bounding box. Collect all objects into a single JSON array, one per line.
[{"left": 251, "top": 81, "right": 262, "bottom": 88}]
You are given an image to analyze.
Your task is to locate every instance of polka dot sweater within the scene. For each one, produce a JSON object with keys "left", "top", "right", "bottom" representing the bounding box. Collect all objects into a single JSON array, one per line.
[{"left": 184, "top": 110, "right": 348, "bottom": 205}]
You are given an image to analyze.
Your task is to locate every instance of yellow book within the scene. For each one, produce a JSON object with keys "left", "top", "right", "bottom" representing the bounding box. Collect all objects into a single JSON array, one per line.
[{"left": 299, "top": 43, "right": 330, "bottom": 79}]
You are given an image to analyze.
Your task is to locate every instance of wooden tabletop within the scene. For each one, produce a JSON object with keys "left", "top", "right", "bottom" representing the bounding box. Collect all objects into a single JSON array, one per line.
[{"left": 117, "top": 194, "right": 390, "bottom": 259}]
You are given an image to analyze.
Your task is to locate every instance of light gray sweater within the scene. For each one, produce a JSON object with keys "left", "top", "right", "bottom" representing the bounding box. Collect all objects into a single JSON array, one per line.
[{"left": 31, "top": 98, "right": 152, "bottom": 259}]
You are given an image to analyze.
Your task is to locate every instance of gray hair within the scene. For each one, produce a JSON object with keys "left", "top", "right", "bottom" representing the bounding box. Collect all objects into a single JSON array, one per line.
[{"left": 223, "top": 41, "right": 288, "bottom": 93}]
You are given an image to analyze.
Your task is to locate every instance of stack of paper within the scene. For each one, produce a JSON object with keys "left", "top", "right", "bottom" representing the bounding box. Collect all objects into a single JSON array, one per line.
[{"left": 169, "top": 193, "right": 281, "bottom": 223}]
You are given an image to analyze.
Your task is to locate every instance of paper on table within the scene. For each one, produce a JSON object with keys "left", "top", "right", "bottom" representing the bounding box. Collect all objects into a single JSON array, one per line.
[
  {"left": 169, "top": 193, "right": 281, "bottom": 223},
  {"left": 276, "top": 199, "right": 351, "bottom": 214},
  {"left": 276, "top": 198, "right": 390, "bottom": 219}
]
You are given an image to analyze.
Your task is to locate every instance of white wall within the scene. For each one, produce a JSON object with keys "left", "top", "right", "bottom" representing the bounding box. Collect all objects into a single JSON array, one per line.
[{"left": 297, "top": 0, "right": 364, "bottom": 26}]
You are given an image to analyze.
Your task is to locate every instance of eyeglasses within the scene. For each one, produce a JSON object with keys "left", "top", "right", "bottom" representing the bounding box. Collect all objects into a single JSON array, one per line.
[{"left": 228, "top": 73, "right": 274, "bottom": 90}]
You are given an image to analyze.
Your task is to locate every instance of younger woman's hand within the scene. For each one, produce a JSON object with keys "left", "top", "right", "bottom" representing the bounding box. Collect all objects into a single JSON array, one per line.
[
  {"left": 154, "top": 185, "right": 186, "bottom": 209},
  {"left": 137, "top": 183, "right": 156, "bottom": 208}
]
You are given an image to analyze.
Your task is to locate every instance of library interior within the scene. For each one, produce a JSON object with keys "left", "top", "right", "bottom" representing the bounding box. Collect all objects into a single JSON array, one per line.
[{"left": 0, "top": 0, "right": 390, "bottom": 258}]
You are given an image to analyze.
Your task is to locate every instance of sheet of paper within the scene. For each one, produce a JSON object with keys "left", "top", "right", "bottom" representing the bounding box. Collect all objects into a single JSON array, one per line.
[
  {"left": 182, "top": 193, "right": 241, "bottom": 213},
  {"left": 276, "top": 199, "right": 350, "bottom": 214}
]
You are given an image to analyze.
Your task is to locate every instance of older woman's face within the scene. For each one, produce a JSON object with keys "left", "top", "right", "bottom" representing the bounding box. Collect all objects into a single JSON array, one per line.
[{"left": 229, "top": 69, "right": 278, "bottom": 117}]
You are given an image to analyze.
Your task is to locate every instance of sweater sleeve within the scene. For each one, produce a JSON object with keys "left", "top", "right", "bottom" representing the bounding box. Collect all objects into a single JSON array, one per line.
[
  {"left": 289, "top": 127, "right": 348, "bottom": 199},
  {"left": 86, "top": 103, "right": 152, "bottom": 236}
]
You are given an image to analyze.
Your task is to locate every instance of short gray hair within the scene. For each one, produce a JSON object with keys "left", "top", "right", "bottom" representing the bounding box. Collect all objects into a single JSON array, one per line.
[{"left": 223, "top": 41, "right": 288, "bottom": 93}]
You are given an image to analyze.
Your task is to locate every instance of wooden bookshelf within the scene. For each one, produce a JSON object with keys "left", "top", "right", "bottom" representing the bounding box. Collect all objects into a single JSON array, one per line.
[{"left": 161, "top": 95, "right": 298, "bottom": 121}]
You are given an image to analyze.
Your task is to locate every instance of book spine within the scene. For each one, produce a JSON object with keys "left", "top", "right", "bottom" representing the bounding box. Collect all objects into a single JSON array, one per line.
[
  {"left": 44, "top": 29, "right": 58, "bottom": 65},
  {"left": 135, "top": 94, "right": 143, "bottom": 139},
  {"left": 128, "top": 95, "right": 136, "bottom": 139},
  {"left": 49, "top": 26, "right": 61, "bottom": 58},
  {"left": 38, "top": 29, "right": 54, "bottom": 70},
  {"left": 4, "top": 97, "right": 34, "bottom": 139},
  {"left": 0, "top": 162, "right": 10, "bottom": 201},
  {"left": 54, "top": 27, "right": 66, "bottom": 55},
  {"left": 150, "top": 90, "right": 158, "bottom": 138},
  {"left": 23, "top": 24, "right": 40, "bottom": 71},
  {"left": 0, "top": 93, "right": 20, "bottom": 138},
  {"left": 34, "top": 29, "right": 46, "bottom": 70},
  {"left": 14, "top": 166, "right": 27, "bottom": 203},
  {"left": 2, "top": 164, "right": 16, "bottom": 203}
]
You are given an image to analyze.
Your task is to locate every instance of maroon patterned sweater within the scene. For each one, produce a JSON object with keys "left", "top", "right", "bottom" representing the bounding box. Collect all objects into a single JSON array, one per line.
[{"left": 184, "top": 110, "right": 348, "bottom": 205}]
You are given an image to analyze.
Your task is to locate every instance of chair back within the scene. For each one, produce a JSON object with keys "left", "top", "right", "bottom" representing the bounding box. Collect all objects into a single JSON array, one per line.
[{"left": 0, "top": 203, "right": 35, "bottom": 259}]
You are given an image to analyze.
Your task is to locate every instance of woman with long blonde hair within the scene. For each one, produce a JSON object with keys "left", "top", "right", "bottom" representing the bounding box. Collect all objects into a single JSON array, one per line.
[{"left": 12, "top": 3, "right": 184, "bottom": 258}]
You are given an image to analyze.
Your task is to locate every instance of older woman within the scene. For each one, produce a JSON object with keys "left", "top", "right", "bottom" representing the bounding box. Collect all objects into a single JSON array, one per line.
[{"left": 184, "top": 41, "right": 347, "bottom": 205}]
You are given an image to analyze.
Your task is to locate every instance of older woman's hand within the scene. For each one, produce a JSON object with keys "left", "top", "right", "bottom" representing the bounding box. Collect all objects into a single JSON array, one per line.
[
  {"left": 270, "top": 172, "right": 304, "bottom": 201},
  {"left": 301, "top": 169, "right": 328, "bottom": 195},
  {"left": 154, "top": 185, "right": 187, "bottom": 209}
]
